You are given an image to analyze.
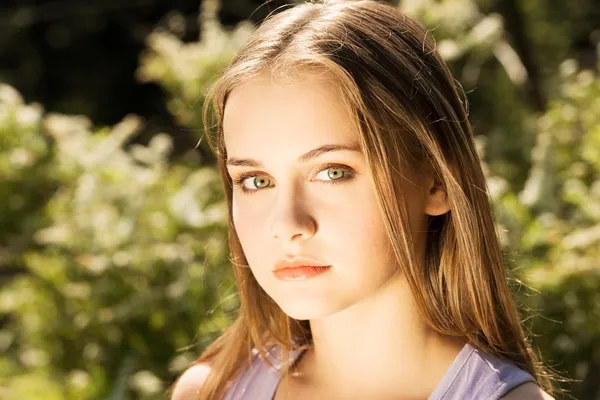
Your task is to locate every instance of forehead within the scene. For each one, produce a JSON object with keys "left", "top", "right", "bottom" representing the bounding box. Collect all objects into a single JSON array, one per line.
[{"left": 222, "top": 71, "right": 358, "bottom": 158}]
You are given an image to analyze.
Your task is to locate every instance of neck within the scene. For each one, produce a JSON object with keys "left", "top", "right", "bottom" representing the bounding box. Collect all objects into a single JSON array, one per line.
[{"left": 293, "top": 274, "right": 467, "bottom": 399}]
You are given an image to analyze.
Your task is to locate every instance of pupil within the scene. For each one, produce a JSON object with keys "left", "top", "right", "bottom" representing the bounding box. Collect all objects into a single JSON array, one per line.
[
  {"left": 255, "top": 177, "right": 267, "bottom": 188},
  {"left": 329, "top": 168, "right": 343, "bottom": 179}
]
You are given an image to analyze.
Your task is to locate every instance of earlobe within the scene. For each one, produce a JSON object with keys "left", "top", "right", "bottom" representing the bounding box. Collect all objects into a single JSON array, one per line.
[
  {"left": 421, "top": 160, "right": 457, "bottom": 217},
  {"left": 424, "top": 183, "right": 451, "bottom": 217}
]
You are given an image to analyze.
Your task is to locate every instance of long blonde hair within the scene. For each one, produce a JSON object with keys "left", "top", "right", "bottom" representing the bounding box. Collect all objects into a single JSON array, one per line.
[{"left": 187, "top": 0, "right": 558, "bottom": 398}]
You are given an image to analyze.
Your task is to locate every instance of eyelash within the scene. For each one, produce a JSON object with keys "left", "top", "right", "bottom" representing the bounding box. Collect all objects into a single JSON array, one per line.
[{"left": 230, "top": 163, "right": 356, "bottom": 195}]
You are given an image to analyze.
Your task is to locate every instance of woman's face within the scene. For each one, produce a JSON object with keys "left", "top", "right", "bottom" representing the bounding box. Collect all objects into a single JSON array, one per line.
[{"left": 223, "top": 71, "right": 431, "bottom": 320}]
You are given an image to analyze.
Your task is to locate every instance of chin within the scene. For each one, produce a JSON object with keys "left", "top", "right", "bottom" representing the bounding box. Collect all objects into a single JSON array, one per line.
[{"left": 274, "top": 295, "right": 347, "bottom": 321}]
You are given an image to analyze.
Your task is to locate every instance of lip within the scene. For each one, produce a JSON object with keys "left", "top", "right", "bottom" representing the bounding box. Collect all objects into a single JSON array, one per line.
[{"left": 273, "top": 257, "right": 331, "bottom": 281}]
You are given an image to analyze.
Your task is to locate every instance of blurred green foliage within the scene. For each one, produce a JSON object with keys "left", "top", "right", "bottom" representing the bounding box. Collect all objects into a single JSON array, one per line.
[
  {"left": 0, "top": 0, "right": 598, "bottom": 399},
  {"left": 0, "top": 88, "right": 236, "bottom": 398},
  {"left": 506, "top": 61, "right": 600, "bottom": 398}
]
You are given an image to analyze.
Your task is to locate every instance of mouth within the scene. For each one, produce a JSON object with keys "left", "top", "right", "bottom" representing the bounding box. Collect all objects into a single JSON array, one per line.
[{"left": 273, "top": 257, "right": 331, "bottom": 281}]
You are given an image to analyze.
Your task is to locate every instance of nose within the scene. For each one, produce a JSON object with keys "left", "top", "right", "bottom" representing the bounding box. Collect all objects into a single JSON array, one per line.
[{"left": 269, "top": 187, "right": 317, "bottom": 243}]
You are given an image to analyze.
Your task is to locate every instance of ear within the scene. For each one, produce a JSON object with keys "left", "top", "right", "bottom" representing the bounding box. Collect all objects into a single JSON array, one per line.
[{"left": 423, "top": 169, "right": 451, "bottom": 217}]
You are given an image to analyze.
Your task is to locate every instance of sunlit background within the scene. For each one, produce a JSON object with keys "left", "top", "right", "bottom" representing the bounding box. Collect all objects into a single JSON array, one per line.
[{"left": 0, "top": 0, "right": 599, "bottom": 398}]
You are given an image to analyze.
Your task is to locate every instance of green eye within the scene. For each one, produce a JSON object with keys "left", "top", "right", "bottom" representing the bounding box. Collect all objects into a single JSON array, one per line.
[
  {"left": 326, "top": 167, "right": 346, "bottom": 180},
  {"left": 233, "top": 164, "right": 354, "bottom": 194},
  {"left": 252, "top": 176, "right": 270, "bottom": 189}
]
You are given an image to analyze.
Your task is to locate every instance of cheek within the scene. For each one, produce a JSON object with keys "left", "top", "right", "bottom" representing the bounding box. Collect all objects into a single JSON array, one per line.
[
  {"left": 232, "top": 198, "right": 253, "bottom": 237},
  {"left": 231, "top": 197, "right": 269, "bottom": 261},
  {"left": 361, "top": 201, "right": 393, "bottom": 259},
  {"left": 329, "top": 188, "right": 392, "bottom": 259}
]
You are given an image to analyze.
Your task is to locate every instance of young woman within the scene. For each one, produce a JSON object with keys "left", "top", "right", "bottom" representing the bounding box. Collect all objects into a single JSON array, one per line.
[{"left": 171, "top": 0, "right": 558, "bottom": 398}]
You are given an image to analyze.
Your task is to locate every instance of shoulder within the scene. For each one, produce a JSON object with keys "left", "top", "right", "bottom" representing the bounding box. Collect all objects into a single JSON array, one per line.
[
  {"left": 170, "top": 363, "right": 211, "bottom": 400},
  {"left": 500, "top": 382, "right": 555, "bottom": 400},
  {"left": 462, "top": 345, "right": 553, "bottom": 400}
]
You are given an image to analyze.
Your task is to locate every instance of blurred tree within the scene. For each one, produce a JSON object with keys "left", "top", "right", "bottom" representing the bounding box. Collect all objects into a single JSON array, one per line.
[
  {"left": 0, "top": 84, "right": 57, "bottom": 329},
  {"left": 0, "top": 92, "right": 236, "bottom": 399},
  {"left": 477, "top": 57, "right": 600, "bottom": 398},
  {"left": 0, "top": 0, "right": 291, "bottom": 160},
  {"left": 517, "top": 60, "right": 600, "bottom": 399}
]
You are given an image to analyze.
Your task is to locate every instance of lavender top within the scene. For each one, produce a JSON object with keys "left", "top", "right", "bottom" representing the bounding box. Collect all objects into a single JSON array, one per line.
[{"left": 223, "top": 341, "right": 536, "bottom": 399}]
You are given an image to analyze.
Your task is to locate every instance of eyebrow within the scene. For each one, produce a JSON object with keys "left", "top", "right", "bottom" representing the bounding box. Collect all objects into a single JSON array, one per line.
[{"left": 226, "top": 141, "right": 362, "bottom": 168}]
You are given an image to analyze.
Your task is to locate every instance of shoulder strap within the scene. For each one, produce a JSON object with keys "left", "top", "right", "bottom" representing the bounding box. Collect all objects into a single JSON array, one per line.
[
  {"left": 429, "top": 343, "right": 536, "bottom": 400},
  {"left": 223, "top": 345, "right": 304, "bottom": 400}
]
